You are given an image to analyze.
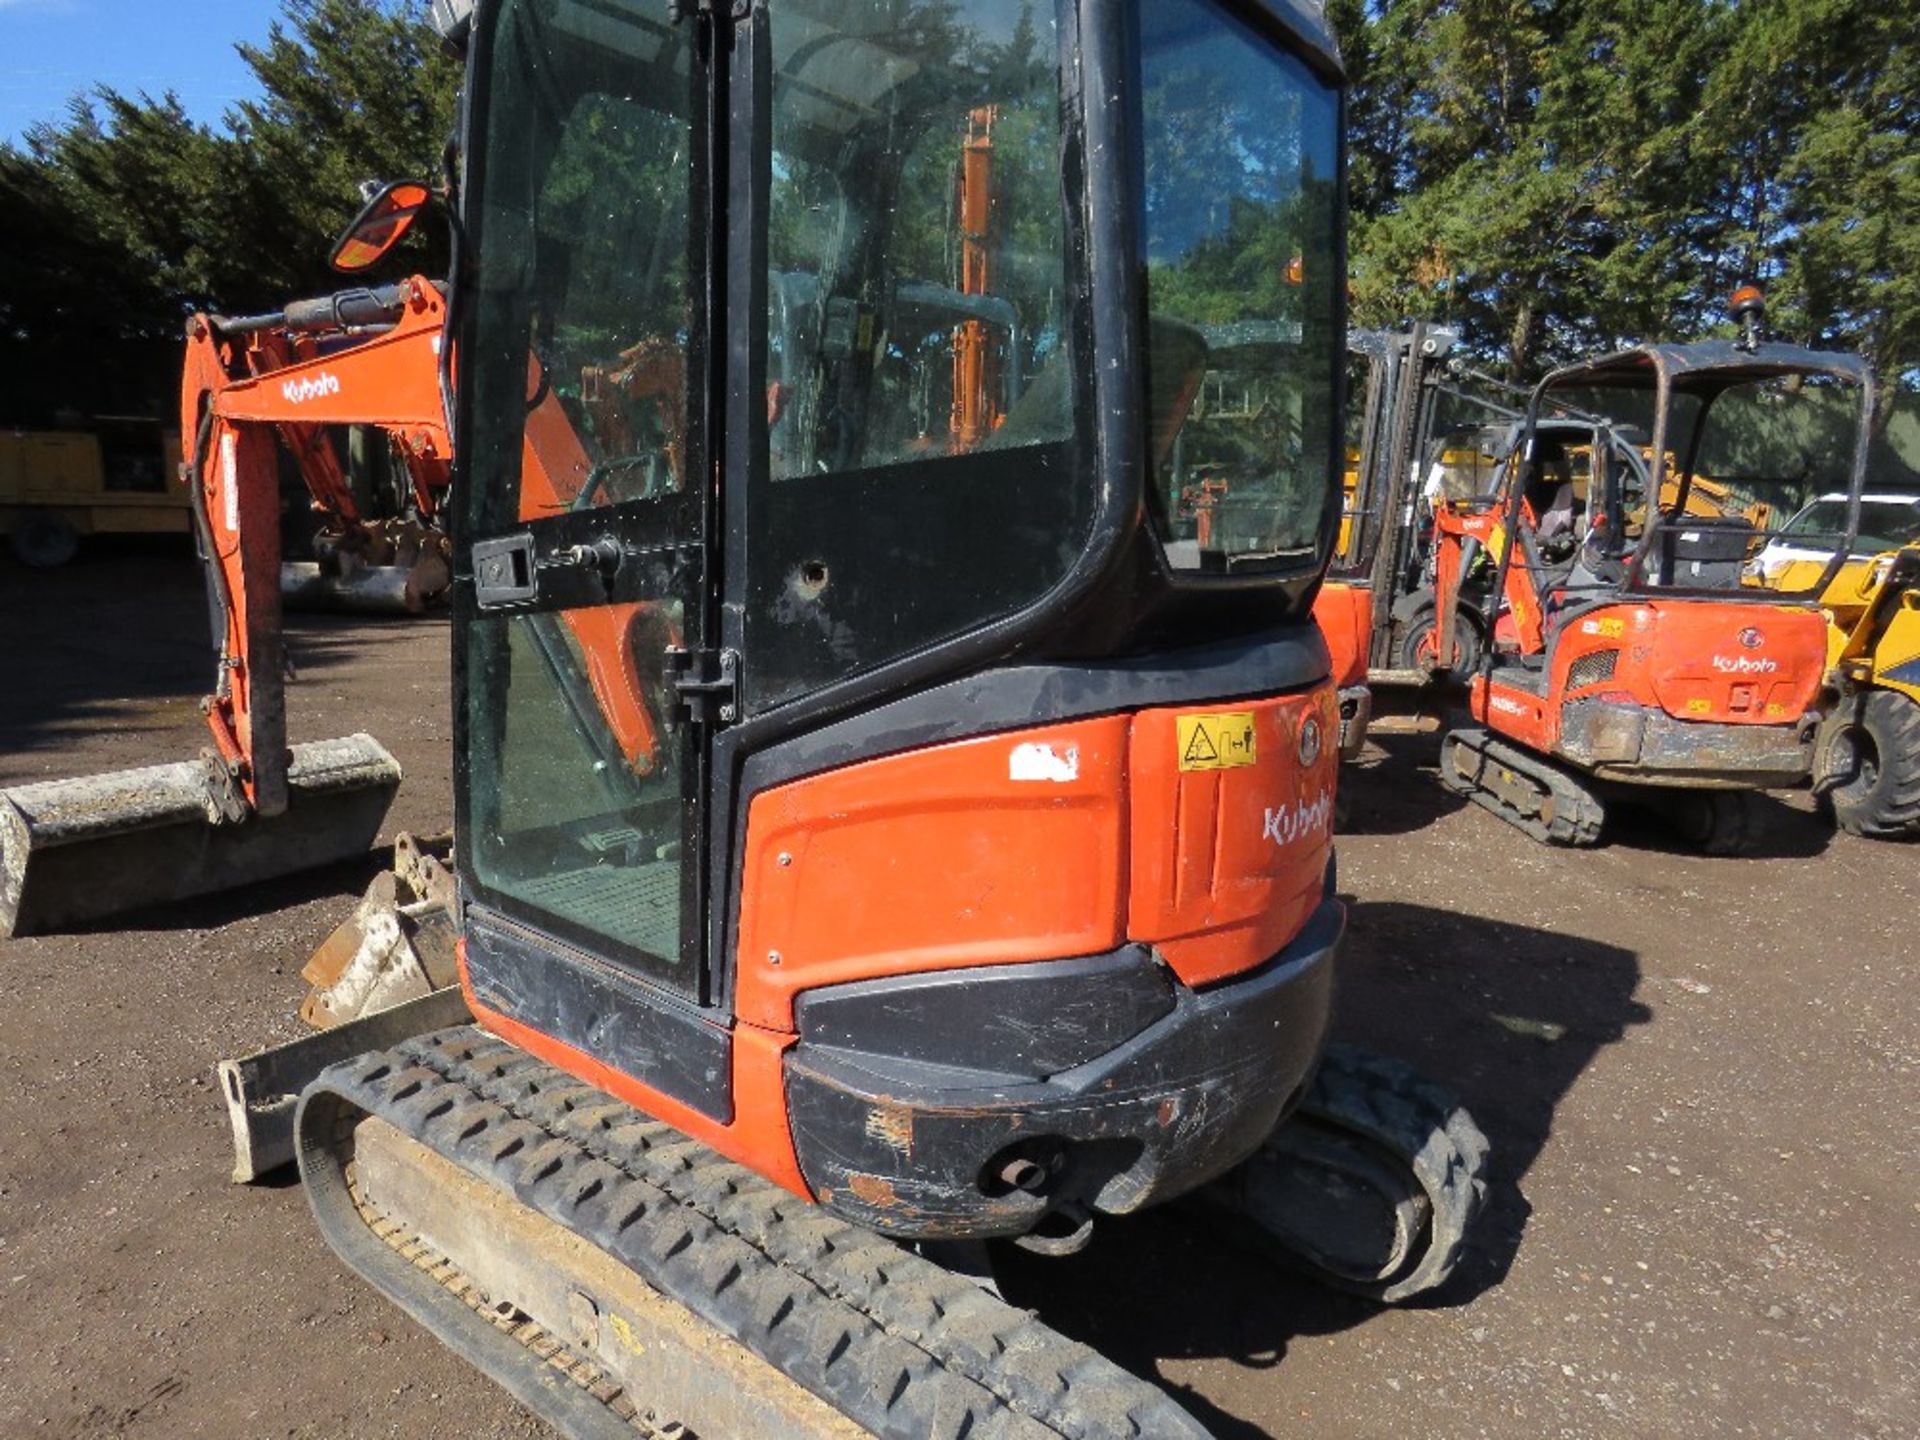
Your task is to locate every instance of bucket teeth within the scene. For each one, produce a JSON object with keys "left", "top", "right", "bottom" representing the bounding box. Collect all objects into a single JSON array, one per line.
[{"left": 0, "top": 733, "right": 402, "bottom": 938}]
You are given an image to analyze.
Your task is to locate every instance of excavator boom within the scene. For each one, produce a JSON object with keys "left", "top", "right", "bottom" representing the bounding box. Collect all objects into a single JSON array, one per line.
[{"left": 1, "top": 279, "right": 453, "bottom": 937}]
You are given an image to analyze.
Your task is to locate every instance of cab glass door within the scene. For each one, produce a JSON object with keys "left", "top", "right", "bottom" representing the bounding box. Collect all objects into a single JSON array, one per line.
[{"left": 456, "top": 0, "right": 713, "bottom": 998}]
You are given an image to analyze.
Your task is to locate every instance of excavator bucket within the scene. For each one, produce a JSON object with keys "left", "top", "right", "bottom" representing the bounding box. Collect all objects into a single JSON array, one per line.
[{"left": 0, "top": 734, "right": 400, "bottom": 939}]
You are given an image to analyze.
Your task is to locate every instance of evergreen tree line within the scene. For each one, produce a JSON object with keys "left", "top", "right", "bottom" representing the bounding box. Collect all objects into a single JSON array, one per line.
[
  {"left": 0, "top": 0, "right": 1911, "bottom": 428},
  {"left": 0, "top": 0, "right": 459, "bottom": 424}
]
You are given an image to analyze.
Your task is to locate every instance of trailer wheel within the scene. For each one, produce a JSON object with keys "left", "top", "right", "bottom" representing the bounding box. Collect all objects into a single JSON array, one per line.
[
  {"left": 9, "top": 511, "right": 79, "bottom": 568},
  {"left": 1815, "top": 692, "right": 1920, "bottom": 840}
]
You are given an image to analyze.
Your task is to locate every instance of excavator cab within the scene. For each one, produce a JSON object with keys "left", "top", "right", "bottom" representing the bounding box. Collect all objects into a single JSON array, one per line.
[
  {"left": 444, "top": 0, "right": 1352, "bottom": 1208},
  {"left": 281, "top": 5, "right": 1488, "bottom": 1434}
]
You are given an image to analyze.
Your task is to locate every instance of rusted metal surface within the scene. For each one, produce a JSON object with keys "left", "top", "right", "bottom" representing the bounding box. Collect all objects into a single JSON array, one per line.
[
  {"left": 301, "top": 833, "right": 458, "bottom": 1027},
  {"left": 0, "top": 734, "right": 401, "bottom": 937},
  {"left": 1559, "top": 699, "right": 1812, "bottom": 787},
  {"left": 217, "top": 986, "right": 471, "bottom": 1183}
]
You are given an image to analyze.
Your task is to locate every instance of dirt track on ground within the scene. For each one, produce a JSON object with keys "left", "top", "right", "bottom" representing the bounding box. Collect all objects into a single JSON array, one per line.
[{"left": 1, "top": 547, "right": 1914, "bottom": 1439}]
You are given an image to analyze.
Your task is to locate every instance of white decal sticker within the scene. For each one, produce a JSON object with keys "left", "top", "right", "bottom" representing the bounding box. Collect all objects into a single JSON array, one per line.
[
  {"left": 281, "top": 371, "right": 342, "bottom": 406},
  {"left": 1261, "top": 792, "right": 1335, "bottom": 848},
  {"left": 220, "top": 432, "right": 238, "bottom": 534},
  {"left": 1489, "top": 694, "right": 1530, "bottom": 717},
  {"left": 1711, "top": 654, "right": 1778, "bottom": 676},
  {"left": 1009, "top": 742, "right": 1080, "bottom": 783}
]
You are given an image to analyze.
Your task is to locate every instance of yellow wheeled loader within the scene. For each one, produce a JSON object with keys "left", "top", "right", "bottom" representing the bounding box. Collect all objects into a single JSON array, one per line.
[{"left": 1812, "top": 545, "right": 1920, "bottom": 838}]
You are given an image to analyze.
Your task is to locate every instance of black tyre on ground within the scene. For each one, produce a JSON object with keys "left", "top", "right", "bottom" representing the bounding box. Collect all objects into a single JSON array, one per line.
[
  {"left": 1398, "top": 607, "right": 1482, "bottom": 686},
  {"left": 1814, "top": 691, "right": 1920, "bottom": 839},
  {"left": 1664, "top": 788, "right": 1766, "bottom": 856},
  {"left": 8, "top": 510, "right": 80, "bottom": 568}
]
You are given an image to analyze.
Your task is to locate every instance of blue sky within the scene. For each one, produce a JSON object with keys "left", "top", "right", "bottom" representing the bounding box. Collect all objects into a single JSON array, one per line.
[{"left": 0, "top": 0, "right": 275, "bottom": 144}]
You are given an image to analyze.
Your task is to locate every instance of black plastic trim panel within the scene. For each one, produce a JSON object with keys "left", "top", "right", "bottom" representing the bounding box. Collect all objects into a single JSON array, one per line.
[
  {"left": 784, "top": 899, "right": 1342, "bottom": 1240},
  {"left": 738, "top": 626, "right": 1330, "bottom": 797},
  {"left": 463, "top": 907, "right": 733, "bottom": 1122},
  {"left": 792, "top": 945, "right": 1176, "bottom": 1084}
]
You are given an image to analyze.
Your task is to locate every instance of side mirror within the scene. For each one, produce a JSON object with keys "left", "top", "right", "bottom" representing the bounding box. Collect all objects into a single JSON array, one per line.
[{"left": 330, "top": 180, "right": 436, "bottom": 274}]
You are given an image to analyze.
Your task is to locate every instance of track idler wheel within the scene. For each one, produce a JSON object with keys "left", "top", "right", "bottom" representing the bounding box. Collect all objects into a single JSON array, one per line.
[{"left": 1207, "top": 1043, "right": 1489, "bottom": 1304}]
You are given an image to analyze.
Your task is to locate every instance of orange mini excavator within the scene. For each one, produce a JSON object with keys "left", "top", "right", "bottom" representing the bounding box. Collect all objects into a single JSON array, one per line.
[
  {"left": 1433, "top": 294, "right": 1872, "bottom": 850},
  {"left": 255, "top": 1, "right": 1490, "bottom": 1436},
  {"left": 0, "top": 227, "right": 458, "bottom": 938}
]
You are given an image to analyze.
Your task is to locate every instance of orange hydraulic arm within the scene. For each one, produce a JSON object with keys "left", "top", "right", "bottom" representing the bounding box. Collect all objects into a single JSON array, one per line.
[
  {"left": 516, "top": 354, "right": 678, "bottom": 777},
  {"left": 1429, "top": 496, "right": 1551, "bottom": 669},
  {"left": 180, "top": 277, "right": 453, "bottom": 819},
  {"left": 951, "top": 105, "right": 1001, "bottom": 451},
  {"left": 179, "top": 275, "right": 669, "bottom": 820}
]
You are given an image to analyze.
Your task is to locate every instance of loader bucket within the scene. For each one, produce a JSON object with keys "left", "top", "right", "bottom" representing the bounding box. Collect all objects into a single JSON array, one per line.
[{"left": 0, "top": 734, "right": 402, "bottom": 939}]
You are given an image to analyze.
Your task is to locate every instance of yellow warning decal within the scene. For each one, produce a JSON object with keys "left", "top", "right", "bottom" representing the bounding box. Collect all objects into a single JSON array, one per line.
[
  {"left": 1177, "top": 711, "right": 1257, "bottom": 772},
  {"left": 1685, "top": 698, "right": 1713, "bottom": 714}
]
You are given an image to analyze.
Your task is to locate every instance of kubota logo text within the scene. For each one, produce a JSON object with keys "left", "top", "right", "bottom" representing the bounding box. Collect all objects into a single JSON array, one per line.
[
  {"left": 1262, "top": 791, "right": 1334, "bottom": 847},
  {"left": 282, "top": 372, "right": 341, "bottom": 405},
  {"left": 1711, "top": 654, "right": 1778, "bottom": 675}
]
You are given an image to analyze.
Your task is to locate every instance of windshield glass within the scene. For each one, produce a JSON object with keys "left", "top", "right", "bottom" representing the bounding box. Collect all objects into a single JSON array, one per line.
[
  {"left": 1785, "top": 497, "right": 1920, "bottom": 552},
  {"left": 747, "top": 0, "right": 1081, "bottom": 712},
  {"left": 1540, "top": 371, "right": 1867, "bottom": 596},
  {"left": 1139, "top": 0, "right": 1342, "bottom": 575}
]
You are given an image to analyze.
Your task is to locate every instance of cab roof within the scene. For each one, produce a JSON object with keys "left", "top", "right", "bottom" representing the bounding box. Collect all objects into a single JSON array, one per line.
[{"left": 1540, "top": 340, "right": 1872, "bottom": 396}]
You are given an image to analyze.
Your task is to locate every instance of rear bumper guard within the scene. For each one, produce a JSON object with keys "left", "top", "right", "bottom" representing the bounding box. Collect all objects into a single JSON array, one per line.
[
  {"left": 783, "top": 900, "right": 1342, "bottom": 1242},
  {"left": 1558, "top": 699, "right": 1813, "bottom": 787}
]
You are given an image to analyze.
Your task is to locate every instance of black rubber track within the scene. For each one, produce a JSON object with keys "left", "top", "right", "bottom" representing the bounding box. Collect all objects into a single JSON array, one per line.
[
  {"left": 1670, "top": 788, "right": 1767, "bottom": 857},
  {"left": 1439, "top": 727, "right": 1606, "bottom": 847},
  {"left": 297, "top": 1026, "right": 1212, "bottom": 1440},
  {"left": 1288, "top": 1043, "right": 1490, "bottom": 1304}
]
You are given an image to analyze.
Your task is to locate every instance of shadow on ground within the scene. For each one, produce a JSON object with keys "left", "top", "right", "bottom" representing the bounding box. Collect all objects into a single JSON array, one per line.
[
  {"left": 57, "top": 848, "right": 400, "bottom": 935},
  {"left": 0, "top": 545, "right": 435, "bottom": 770},
  {"left": 1340, "top": 725, "right": 1835, "bottom": 859},
  {"left": 1606, "top": 789, "right": 1833, "bottom": 859},
  {"left": 1335, "top": 729, "right": 1467, "bottom": 836},
  {"left": 994, "top": 898, "right": 1646, "bottom": 1438}
]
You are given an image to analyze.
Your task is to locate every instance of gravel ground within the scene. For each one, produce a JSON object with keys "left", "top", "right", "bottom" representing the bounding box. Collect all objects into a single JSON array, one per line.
[{"left": 0, "top": 546, "right": 1913, "bottom": 1439}]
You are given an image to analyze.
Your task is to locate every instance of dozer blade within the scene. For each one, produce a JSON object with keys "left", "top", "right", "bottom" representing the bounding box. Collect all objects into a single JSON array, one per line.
[{"left": 0, "top": 734, "right": 401, "bottom": 938}]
